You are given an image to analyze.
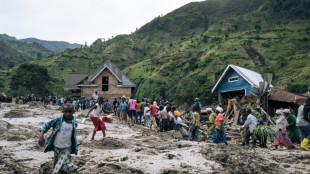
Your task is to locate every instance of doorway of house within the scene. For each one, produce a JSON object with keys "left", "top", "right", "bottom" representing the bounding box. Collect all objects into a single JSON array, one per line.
[{"left": 220, "top": 89, "right": 246, "bottom": 107}]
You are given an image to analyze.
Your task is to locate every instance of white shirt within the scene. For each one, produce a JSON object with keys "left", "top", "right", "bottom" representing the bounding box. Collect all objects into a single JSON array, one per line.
[
  {"left": 53, "top": 121, "right": 73, "bottom": 148},
  {"left": 297, "top": 105, "right": 310, "bottom": 127},
  {"left": 91, "top": 103, "right": 101, "bottom": 117},
  {"left": 144, "top": 106, "right": 150, "bottom": 116},
  {"left": 175, "top": 117, "right": 182, "bottom": 125},
  {"left": 241, "top": 114, "right": 257, "bottom": 133},
  {"left": 276, "top": 115, "right": 288, "bottom": 131},
  {"left": 92, "top": 93, "right": 98, "bottom": 102}
]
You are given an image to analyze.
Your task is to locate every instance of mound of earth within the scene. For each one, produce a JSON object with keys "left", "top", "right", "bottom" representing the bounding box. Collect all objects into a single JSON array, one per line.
[
  {"left": 0, "top": 120, "right": 11, "bottom": 131},
  {"left": 76, "top": 128, "right": 90, "bottom": 135},
  {"left": 0, "top": 151, "right": 27, "bottom": 174},
  {"left": 29, "top": 102, "right": 45, "bottom": 108},
  {"left": 38, "top": 157, "right": 87, "bottom": 174},
  {"left": 80, "top": 162, "right": 144, "bottom": 174},
  {"left": 3, "top": 110, "right": 26, "bottom": 118},
  {"left": 101, "top": 138, "right": 129, "bottom": 149},
  {"left": 0, "top": 123, "right": 38, "bottom": 141},
  {"left": 201, "top": 145, "right": 287, "bottom": 174},
  {"left": 82, "top": 138, "right": 129, "bottom": 149}
]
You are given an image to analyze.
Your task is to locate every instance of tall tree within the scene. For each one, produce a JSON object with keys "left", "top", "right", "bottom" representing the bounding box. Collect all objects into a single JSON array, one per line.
[{"left": 10, "top": 63, "right": 51, "bottom": 96}]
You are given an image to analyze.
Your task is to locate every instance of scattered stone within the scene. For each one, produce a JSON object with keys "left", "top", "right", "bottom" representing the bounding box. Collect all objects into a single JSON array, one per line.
[
  {"left": 121, "top": 156, "right": 129, "bottom": 161},
  {"left": 162, "top": 169, "right": 180, "bottom": 174},
  {"left": 173, "top": 131, "right": 183, "bottom": 139},
  {"left": 180, "top": 163, "right": 187, "bottom": 168},
  {"left": 283, "top": 164, "right": 290, "bottom": 168},
  {"left": 167, "top": 154, "right": 176, "bottom": 160},
  {"left": 134, "top": 148, "right": 142, "bottom": 152}
]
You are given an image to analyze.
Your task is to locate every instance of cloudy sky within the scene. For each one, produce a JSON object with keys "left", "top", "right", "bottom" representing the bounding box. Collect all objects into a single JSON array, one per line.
[{"left": 0, "top": 0, "right": 203, "bottom": 44}]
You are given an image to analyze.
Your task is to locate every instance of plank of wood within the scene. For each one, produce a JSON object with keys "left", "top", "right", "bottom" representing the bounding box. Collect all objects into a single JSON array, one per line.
[
  {"left": 225, "top": 99, "right": 232, "bottom": 121},
  {"left": 233, "top": 102, "right": 240, "bottom": 125},
  {"left": 260, "top": 107, "right": 275, "bottom": 125}
]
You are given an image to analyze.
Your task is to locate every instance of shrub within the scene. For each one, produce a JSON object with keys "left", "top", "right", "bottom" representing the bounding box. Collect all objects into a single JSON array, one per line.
[{"left": 261, "top": 42, "right": 271, "bottom": 48}]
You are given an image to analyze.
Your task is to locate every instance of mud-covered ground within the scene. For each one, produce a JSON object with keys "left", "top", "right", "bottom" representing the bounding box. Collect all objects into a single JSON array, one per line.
[{"left": 0, "top": 102, "right": 309, "bottom": 174}]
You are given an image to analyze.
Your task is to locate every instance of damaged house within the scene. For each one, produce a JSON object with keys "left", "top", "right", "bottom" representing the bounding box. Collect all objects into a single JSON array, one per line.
[
  {"left": 64, "top": 60, "right": 135, "bottom": 102},
  {"left": 211, "top": 64, "right": 269, "bottom": 106}
]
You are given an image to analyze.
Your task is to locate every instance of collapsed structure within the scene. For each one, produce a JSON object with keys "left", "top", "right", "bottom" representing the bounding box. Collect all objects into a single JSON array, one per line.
[
  {"left": 211, "top": 64, "right": 308, "bottom": 120},
  {"left": 211, "top": 64, "right": 270, "bottom": 106}
]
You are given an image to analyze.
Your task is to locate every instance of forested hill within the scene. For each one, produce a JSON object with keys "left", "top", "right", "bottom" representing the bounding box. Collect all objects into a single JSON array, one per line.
[
  {"left": 4, "top": 0, "right": 310, "bottom": 105},
  {"left": 21, "top": 38, "right": 81, "bottom": 52},
  {"left": 0, "top": 34, "right": 54, "bottom": 67}
]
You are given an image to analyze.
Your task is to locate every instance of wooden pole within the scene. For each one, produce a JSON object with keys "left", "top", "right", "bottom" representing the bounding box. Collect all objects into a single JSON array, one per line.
[{"left": 260, "top": 107, "right": 275, "bottom": 125}]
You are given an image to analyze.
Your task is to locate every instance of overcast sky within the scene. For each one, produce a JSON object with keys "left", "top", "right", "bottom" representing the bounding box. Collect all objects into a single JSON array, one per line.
[{"left": 0, "top": 0, "right": 203, "bottom": 44}]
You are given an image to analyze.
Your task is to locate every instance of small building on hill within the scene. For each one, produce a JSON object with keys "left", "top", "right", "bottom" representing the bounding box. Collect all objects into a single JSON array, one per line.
[
  {"left": 64, "top": 60, "right": 135, "bottom": 101},
  {"left": 211, "top": 64, "right": 267, "bottom": 106}
]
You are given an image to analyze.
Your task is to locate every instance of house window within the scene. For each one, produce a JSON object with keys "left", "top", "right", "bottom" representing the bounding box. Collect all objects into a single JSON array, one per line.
[
  {"left": 228, "top": 76, "right": 239, "bottom": 82},
  {"left": 102, "top": 76, "right": 109, "bottom": 91}
]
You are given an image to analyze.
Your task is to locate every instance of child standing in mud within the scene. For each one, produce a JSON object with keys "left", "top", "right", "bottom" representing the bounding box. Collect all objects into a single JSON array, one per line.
[
  {"left": 85, "top": 97, "right": 108, "bottom": 140},
  {"left": 38, "top": 103, "right": 78, "bottom": 174}
]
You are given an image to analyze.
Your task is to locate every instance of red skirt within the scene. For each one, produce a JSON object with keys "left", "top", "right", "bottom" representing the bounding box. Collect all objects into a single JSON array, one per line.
[
  {"left": 273, "top": 130, "right": 293, "bottom": 147},
  {"left": 90, "top": 116, "right": 106, "bottom": 131}
]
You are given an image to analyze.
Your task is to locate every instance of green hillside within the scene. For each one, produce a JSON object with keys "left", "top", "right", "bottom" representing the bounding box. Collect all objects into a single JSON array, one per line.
[
  {"left": 0, "top": 34, "right": 54, "bottom": 67},
  {"left": 21, "top": 38, "right": 81, "bottom": 52},
  {"left": 2, "top": 0, "right": 310, "bottom": 105}
]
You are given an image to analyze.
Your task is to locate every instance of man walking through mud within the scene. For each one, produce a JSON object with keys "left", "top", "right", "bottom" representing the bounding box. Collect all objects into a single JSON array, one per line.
[{"left": 240, "top": 109, "right": 257, "bottom": 147}]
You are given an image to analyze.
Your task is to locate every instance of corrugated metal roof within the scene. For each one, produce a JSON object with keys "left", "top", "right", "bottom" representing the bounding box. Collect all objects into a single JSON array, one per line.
[
  {"left": 64, "top": 74, "right": 88, "bottom": 89},
  {"left": 212, "top": 64, "right": 272, "bottom": 93}
]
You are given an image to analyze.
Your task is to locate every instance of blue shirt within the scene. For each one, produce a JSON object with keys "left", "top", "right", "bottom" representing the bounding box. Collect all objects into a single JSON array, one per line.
[
  {"left": 119, "top": 102, "right": 127, "bottom": 111},
  {"left": 40, "top": 116, "right": 78, "bottom": 155},
  {"left": 105, "top": 102, "right": 111, "bottom": 107}
]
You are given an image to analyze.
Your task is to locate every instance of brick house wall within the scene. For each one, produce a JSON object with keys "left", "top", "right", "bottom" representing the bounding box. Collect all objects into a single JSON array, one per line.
[{"left": 81, "top": 69, "right": 132, "bottom": 103}]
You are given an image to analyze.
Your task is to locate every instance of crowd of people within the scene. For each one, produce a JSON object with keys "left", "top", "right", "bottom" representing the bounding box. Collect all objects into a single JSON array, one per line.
[
  {"left": 114, "top": 96, "right": 185, "bottom": 133},
  {"left": 17, "top": 91, "right": 310, "bottom": 151},
  {"left": 35, "top": 92, "right": 310, "bottom": 173}
]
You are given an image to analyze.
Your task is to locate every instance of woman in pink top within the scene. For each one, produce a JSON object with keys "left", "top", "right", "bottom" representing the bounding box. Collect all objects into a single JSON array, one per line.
[{"left": 128, "top": 96, "right": 137, "bottom": 123}]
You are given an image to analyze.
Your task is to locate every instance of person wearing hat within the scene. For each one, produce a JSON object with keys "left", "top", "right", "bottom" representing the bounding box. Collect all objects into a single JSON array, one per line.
[
  {"left": 283, "top": 109, "right": 300, "bottom": 144},
  {"left": 172, "top": 107, "right": 183, "bottom": 131},
  {"left": 208, "top": 106, "right": 228, "bottom": 145},
  {"left": 206, "top": 108, "right": 216, "bottom": 139},
  {"left": 273, "top": 109, "right": 294, "bottom": 149},
  {"left": 193, "top": 98, "right": 201, "bottom": 114}
]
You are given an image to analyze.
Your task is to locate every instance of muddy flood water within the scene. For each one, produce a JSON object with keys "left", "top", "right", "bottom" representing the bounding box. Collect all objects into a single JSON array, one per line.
[{"left": 0, "top": 102, "right": 309, "bottom": 174}]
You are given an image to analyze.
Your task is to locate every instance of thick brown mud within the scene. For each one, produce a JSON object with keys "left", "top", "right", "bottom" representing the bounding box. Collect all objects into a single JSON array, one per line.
[{"left": 0, "top": 103, "right": 309, "bottom": 174}]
